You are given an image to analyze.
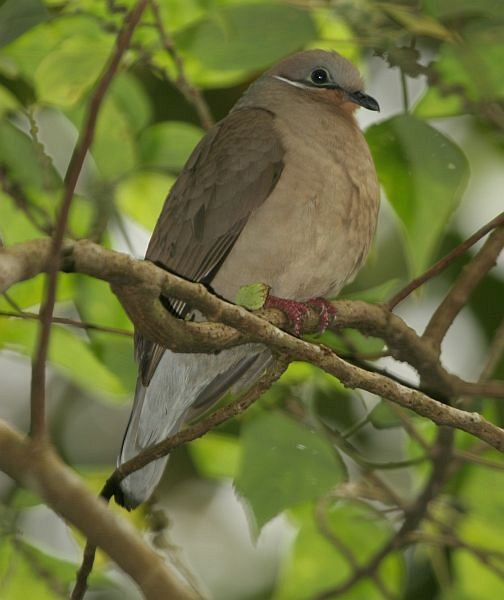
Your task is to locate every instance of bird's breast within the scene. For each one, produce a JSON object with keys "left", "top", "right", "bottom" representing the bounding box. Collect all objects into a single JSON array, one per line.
[{"left": 212, "top": 117, "right": 379, "bottom": 303}]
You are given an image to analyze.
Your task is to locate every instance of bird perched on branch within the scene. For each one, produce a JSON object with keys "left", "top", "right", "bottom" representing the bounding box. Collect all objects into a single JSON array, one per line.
[{"left": 117, "top": 49, "right": 380, "bottom": 509}]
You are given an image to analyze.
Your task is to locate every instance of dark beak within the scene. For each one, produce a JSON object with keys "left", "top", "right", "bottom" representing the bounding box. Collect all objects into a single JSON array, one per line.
[{"left": 348, "top": 90, "right": 380, "bottom": 112}]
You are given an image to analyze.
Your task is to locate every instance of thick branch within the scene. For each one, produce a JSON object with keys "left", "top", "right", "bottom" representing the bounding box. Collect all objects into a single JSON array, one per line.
[
  {"left": 0, "top": 420, "right": 195, "bottom": 600},
  {"left": 1, "top": 238, "right": 503, "bottom": 451}
]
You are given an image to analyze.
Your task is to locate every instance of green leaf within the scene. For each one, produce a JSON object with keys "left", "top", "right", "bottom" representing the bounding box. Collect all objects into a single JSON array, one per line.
[
  {"left": 0, "top": 319, "right": 127, "bottom": 398},
  {"left": 0, "top": 121, "right": 60, "bottom": 190},
  {"left": 275, "top": 501, "right": 403, "bottom": 599},
  {"left": 0, "top": 84, "right": 19, "bottom": 116},
  {"left": 235, "top": 282, "right": 270, "bottom": 310},
  {"left": 369, "top": 400, "right": 401, "bottom": 429},
  {"left": 92, "top": 95, "right": 138, "bottom": 180},
  {"left": 341, "top": 279, "right": 400, "bottom": 303},
  {"left": 414, "top": 86, "right": 465, "bottom": 119},
  {"left": 0, "top": 0, "right": 48, "bottom": 49},
  {"left": 189, "top": 432, "right": 242, "bottom": 479},
  {"left": 109, "top": 73, "right": 152, "bottom": 133},
  {"left": 235, "top": 411, "right": 346, "bottom": 529},
  {"left": 175, "top": 4, "right": 316, "bottom": 73},
  {"left": 434, "top": 31, "right": 504, "bottom": 103},
  {"left": 139, "top": 121, "right": 204, "bottom": 172},
  {"left": 115, "top": 171, "right": 174, "bottom": 230},
  {"left": 366, "top": 115, "right": 469, "bottom": 276},
  {"left": 74, "top": 276, "right": 136, "bottom": 393},
  {"left": 380, "top": 3, "right": 454, "bottom": 40},
  {"left": 35, "top": 35, "right": 111, "bottom": 106},
  {"left": 307, "top": 8, "right": 360, "bottom": 63}
]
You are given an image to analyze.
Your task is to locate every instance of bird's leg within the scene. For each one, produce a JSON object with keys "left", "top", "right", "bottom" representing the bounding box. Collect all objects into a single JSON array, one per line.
[
  {"left": 305, "top": 297, "right": 337, "bottom": 333},
  {"left": 264, "top": 295, "right": 336, "bottom": 336},
  {"left": 264, "top": 295, "right": 311, "bottom": 336}
]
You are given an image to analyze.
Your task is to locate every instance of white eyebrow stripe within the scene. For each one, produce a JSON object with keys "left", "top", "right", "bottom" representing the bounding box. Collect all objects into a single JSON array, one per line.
[{"left": 273, "top": 75, "right": 312, "bottom": 90}]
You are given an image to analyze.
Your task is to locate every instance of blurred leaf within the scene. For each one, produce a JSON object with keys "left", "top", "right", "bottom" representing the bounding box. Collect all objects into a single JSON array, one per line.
[
  {"left": 422, "top": 0, "right": 504, "bottom": 20},
  {"left": 0, "top": 539, "right": 62, "bottom": 600},
  {"left": 434, "top": 31, "right": 504, "bottom": 103},
  {"left": 1, "top": 14, "right": 110, "bottom": 81},
  {"left": 0, "top": 85, "right": 19, "bottom": 116},
  {"left": 322, "top": 329, "right": 385, "bottom": 356},
  {"left": 235, "top": 411, "right": 346, "bottom": 529},
  {"left": 139, "top": 121, "right": 203, "bottom": 171},
  {"left": 0, "top": 274, "right": 74, "bottom": 313},
  {"left": 35, "top": 36, "right": 111, "bottom": 107},
  {"left": 307, "top": 8, "right": 360, "bottom": 63},
  {"left": 115, "top": 171, "right": 173, "bottom": 230},
  {"left": 74, "top": 276, "right": 135, "bottom": 393},
  {"left": 341, "top": 278, "right": 400, "bottom": 303},
  {"left": 0, "top": 320, "right": 127, "bottom": 397},
  {"left": 414, "top": 86, "right": 464, "bottom": 119},
  {"left": 175, "top": 4, "right": 316, "bottom": 73},
  {"left": 275, "top": 501, "right": 403, "bottom": 599},
  {"left": 380, "top": 3, "right": 454, "bottom": 40},
  {"left": 189, "top": 432, "right": 242, "bottom": 479},
  {"left": 92, "top": 95, "right": 138, "bottom": 180},
  {"left": 110, "top": 72, "right": 152, "bottom": 133},
  {"left": 369, "top": 400, "right": 401, "bottom": 429},
  {"left": 366, "top": 115, "right": 469, "bottom": 276},
  {"left": 235, "top": 282, "right": 270, "bottom": 310},
  {"left": 0, "top": 121, "right": 60, "bottom": 190},
  {"left": 0, "top": 0, "right": 48, "bottom": 49}
]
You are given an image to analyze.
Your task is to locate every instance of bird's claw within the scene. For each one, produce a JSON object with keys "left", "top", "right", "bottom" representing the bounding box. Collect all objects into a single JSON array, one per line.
[
  {"left": 264, "top": 295, "right": 336, "bottom": 336},
  {"left": 306, "top": 297, "right": 337, "bottom": 333}
]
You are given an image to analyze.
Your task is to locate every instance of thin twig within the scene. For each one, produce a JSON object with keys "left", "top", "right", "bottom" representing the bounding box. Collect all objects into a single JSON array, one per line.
[
  {"left": 70, "top": 355, "right": 290, "bottom": 600},
  {"left": 0, "top": 166, "right": 54, "bottom": 235},
  {"left": 423, "top": 225, "right": 504, "bottom": 351},
  {"left": 0, "top": 310, "right": 133, "bottom": 337},
  {"left": 149, "top": 0, "right": 214, "bottom": 130},
  {"left": 387, "top": 213, "right": 504, "bottom": 310},
  {"left": 315, "top": 497, "right": 398, "bottom": 600},
  {"left": 313, "top": 428, "right": 454, "bottom": 599},
  {"left": 29, "top": 0, "right": 149, "bottom": 440}
]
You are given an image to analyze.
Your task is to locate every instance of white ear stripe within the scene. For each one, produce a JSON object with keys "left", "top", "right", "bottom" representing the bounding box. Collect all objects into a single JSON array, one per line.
[{"left": 273, "top": 75, "right": 311, "bottom": 90}]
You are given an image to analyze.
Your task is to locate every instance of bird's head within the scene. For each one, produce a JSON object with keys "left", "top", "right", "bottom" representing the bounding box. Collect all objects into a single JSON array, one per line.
[{"left": 266, "top": 49, "right": 380, "bottom": 114}]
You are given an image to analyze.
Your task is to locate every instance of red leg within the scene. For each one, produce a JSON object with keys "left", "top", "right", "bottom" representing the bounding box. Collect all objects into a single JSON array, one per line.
[
  {"left": 264, "top": 295, "right": 310, "bottom": 336},
  {"left": 264, "top": 295, "right": 337, "bottom": 336}
]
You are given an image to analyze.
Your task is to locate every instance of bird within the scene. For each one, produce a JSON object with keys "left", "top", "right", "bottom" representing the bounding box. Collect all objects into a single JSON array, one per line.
[{"left": 116, "top": 49, "right": 380, "bottom": 509}]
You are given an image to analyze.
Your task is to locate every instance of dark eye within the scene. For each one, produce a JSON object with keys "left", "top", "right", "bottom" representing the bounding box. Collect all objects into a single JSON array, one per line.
[{"left": 311, "top": 68, "right": 329, "bottom": 85}]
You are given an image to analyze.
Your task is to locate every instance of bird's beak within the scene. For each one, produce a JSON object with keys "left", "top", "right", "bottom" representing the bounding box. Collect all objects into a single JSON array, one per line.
[{"left": 347, "top": 90, "right": 380, "bottom": 111}]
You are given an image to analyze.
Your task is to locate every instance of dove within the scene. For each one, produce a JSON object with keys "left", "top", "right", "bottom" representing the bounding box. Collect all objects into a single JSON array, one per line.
[{"left": 117, "top": 49, "right": 380, "bottom": 508}]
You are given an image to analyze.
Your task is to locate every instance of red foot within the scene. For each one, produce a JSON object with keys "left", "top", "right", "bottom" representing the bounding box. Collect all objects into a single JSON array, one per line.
[
  {"left": 306, "top": 297, "right": 337, "bottom": 333},
  {"left": 264, "top": 295, "right": 336, "bottom": 336}
]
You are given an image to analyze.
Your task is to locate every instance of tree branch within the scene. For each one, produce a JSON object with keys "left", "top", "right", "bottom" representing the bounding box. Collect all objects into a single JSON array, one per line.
[
  {"left": 1, "top": 238, "right": 503, "bottom": 450},
  {"left": 29, "top": 0, "right": 149, "bottom": 440},
  {"left": 423, "top": 225, "right": 504, "bottom": 350},
  {"left": 387, "top": 212, "right": 504, "bottom": 310},
  {"left": 71, "top": 355, "right": 290, "bottom": 599},
  {"left": 149, "top": 0, "right": 214, "bottom": 130},
  {"left": 0, "top": 420, "right": 196, "bottom": 600}
]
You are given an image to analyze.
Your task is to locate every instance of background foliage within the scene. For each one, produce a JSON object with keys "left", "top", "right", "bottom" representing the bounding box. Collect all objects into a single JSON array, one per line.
[{"left": 0, "top": 0, "right": 503, "bottom": 598}]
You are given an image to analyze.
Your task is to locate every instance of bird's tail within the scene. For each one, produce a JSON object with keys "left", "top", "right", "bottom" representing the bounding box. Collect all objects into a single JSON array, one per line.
[
  {"left": 116, "top": 377, "right": 180, "bottom": 510},
  {"left": 116, "top": 346, "right": 272, "bottom": 509}
]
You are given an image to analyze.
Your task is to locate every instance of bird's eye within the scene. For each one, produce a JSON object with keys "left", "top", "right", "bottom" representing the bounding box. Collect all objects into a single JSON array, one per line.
[{"left": 310, "top": 68, "right": 329, "bottom": 85}]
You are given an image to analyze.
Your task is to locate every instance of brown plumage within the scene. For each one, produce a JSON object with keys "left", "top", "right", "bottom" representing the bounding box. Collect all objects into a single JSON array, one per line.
[{"left": 117, "top": 49, "right": 380, "bottom": 509}]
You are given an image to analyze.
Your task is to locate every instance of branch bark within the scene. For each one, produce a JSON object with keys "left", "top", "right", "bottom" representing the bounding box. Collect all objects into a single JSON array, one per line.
[
  {"left": 0, "top": 420, "right": 196, "bottom": 600},
  {"left": 1, "top": 238, "right": 503, "bottom": 451}
]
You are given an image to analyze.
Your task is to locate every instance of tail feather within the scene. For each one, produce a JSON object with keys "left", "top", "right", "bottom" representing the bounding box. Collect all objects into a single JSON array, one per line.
[{"left": 116, "top": 344, "right": 270, "bottom": 509}]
